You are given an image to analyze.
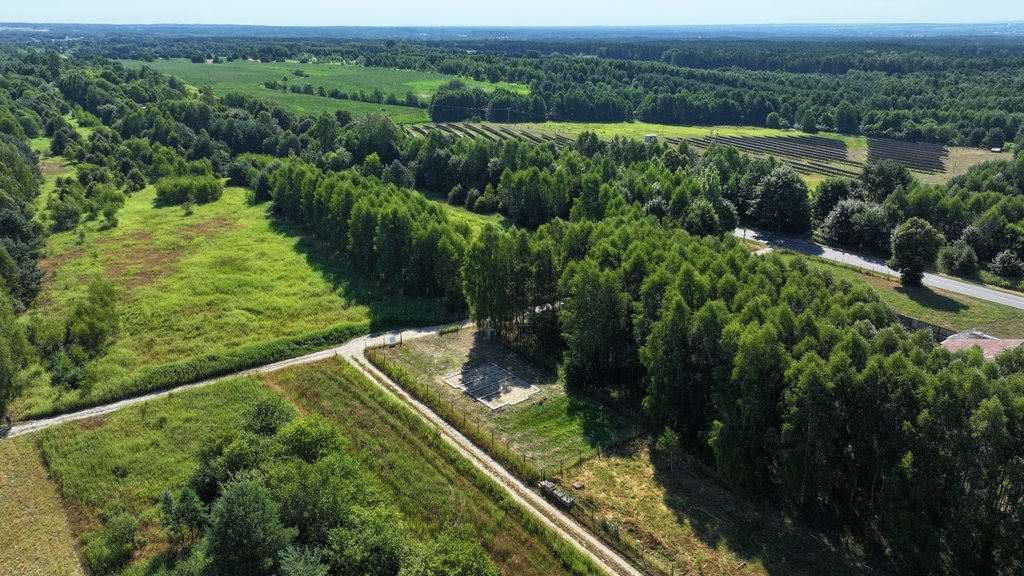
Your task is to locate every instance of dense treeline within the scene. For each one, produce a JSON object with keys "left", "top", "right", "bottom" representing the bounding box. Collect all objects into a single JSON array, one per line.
[
  {"left": 464, "top": 211, "right": 1024, "bottom": 575},
  {"left": 72, "top": 35, "right": 1024, "bottom": 146},
  {"left": 265, "top": 159, "right": 469, "bottom": 309}
]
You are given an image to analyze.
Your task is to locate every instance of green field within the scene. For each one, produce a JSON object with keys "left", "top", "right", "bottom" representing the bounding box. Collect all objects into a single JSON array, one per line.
[
  {"left": 782, "top": 253, "right": 1024, "bottom": 338},
  {"left": 121, "top": 59, "right": 527, "bottom": 123},
  {"left": 0, "top": 436, "right": 85, "bottom": 576},
  {"left": 15, "top": 181, "right": 446, "bottom": 418}
]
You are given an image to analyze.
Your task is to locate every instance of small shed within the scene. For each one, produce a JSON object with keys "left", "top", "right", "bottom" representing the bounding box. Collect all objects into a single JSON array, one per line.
[
  {"left": 643, "top": 134, "right": 658, "bottom": 144},
  {"left": 991, "top": 147, "right": 1003, "bottom": 153},
  {"left": 539, "top": 480, "right": 574, "bottom": 509}
]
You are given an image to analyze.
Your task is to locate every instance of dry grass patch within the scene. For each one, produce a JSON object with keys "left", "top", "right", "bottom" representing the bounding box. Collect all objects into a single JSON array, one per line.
[
  {"left": 572, "top": 439, "right": 873, "bottom": 576},
  {"left": 0, "top": 437, "right": 85, "bottom": 576}
]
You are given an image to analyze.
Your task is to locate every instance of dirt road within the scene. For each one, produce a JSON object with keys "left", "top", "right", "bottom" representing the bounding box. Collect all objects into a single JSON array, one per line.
[{"left": 4, "top": 322, "right": 643, "bottom": 576}]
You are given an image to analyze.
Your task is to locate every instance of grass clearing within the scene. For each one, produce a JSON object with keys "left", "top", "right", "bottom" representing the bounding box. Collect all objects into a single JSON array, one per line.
[
  {"left": 263, "top": 359, "right": 602, "bottom": 576},
  {"left": 25, "top": 362, "right": 600, "bottom": 575},
  {"left": 374, "top": 329, "right": 644, "bottom": 474},
  {"left": 35, "top": 377, "right": 277, "bottom": 574},
  {"left": 783, "top": 253, "right": 1024, "bottom": 337},
  {"left": 0, "top": 436, "right": 85, "bottom": 576},
  {"left": 16, "top": 185, "right": 448, "bottom": 418}
]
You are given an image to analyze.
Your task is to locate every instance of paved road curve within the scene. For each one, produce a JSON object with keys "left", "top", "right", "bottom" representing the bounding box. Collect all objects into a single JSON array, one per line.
[
  {"left": 3, "top": 322, "right": 642, "bottom": 576},
  {"left": 735, "top": 227, "right": 1024, "bottom": 311}
]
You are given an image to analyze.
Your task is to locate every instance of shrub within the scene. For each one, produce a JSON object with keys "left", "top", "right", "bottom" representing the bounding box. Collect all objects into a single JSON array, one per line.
[
  {"left": 155, "top": 175, "right": 224, "bottom": 206},
  {"left": 937, "top": 240, "right": 979, "bottom": 277},
  {"left": 989, "top": 250, "right": 1024, "bottom": 278}
]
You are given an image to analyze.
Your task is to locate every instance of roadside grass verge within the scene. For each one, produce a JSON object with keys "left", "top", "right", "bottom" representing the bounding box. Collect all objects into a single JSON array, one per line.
[
  {"left": 367, "top": 329, "right": 644, "bottom": 476},
  {"left": 780, "top": 252, "right": 1024, "bottom": 337},
  {"left": 263, "top": 359, "right": 604, "bottom": 576},
  {"left": 17, "top": 185, "right": 450, "bottom": 418},
  {"left": 0, "top": 436, "right": 85, "bottom": 576}
]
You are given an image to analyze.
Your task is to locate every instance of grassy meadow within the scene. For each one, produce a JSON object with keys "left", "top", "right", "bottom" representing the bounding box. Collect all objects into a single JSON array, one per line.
[
  {"left": 15, "top": 182, "right": 447, "bottom": 418},
  {"left": 15, "top": 361, "right": 603, "bottom": 576},
  {"left": 573, "top": 440, "right": 872, "bottom": 576},
  {"left": 120, "top": 59, "right": 528, "bottom": 122}
]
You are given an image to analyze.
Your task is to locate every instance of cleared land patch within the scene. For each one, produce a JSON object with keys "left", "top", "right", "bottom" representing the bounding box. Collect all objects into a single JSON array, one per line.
[
  {"left": 443, "top": 362, "right": 540, "bottom": 410},
  {"left": 371, "top": 329, "right": 644, "bottom": 474}
]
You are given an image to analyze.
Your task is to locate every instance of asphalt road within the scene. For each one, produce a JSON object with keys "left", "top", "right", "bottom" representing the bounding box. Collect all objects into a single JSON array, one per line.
[{"left": 735, "top": 227, "right": 1024, "bottom": 311}]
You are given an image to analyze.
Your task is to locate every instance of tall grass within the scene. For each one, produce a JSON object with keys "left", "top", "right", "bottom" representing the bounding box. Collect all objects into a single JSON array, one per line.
[
  {"left": 269, "top": 360, "right": 605, "bottom": 576},
  {"left": 23, "top": 321, "right": 369, "bottom": 419}
]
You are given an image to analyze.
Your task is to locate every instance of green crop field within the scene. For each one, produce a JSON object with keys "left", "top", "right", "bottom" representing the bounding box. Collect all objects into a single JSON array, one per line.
[
  {"left": 15, "top": 180, "right": 447, "bottom": 419},
  {"left": 120, "top": 59, "right": 528, "bottom": 123}
]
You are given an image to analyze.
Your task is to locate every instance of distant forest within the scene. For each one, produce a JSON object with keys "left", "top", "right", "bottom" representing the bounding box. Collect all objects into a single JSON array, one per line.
[{"left": 34, "top": 34, "right": 1024, "bottom": 147}]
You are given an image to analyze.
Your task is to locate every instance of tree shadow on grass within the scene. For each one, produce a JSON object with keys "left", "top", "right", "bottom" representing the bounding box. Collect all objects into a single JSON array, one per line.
[
  {"left": 457, "top": 330, "right": 645, "bottom": 450},
  {"left": 265, "top": 210, "right": 461, "bottom": 332},
  {"left": 895, "top": 284, "right": 967, "bottom": 314},
  {"left": 647, "top": 443, "right": 884, "bottom": 576}
]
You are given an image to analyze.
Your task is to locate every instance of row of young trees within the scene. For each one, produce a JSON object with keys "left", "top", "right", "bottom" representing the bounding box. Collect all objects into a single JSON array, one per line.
[{"left": 463, "top": 211, "right": 1024, "bottom": 574}]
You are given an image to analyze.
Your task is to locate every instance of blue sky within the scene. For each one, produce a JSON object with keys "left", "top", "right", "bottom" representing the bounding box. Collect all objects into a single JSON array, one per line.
[{"left": 6, "top": 0, "right": 1024, "bottom": 26}]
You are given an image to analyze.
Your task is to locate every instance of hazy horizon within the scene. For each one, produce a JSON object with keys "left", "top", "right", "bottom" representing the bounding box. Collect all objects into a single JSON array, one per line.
[{"left": 5, "top": 0, "right": 1024, "bottom": 27}]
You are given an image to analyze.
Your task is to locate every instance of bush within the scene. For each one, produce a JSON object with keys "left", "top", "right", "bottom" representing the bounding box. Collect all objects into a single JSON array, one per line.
[
  {"left": 989, "top": 250, "right": 1024, "bottom": 278},
  {"left": 245, "top": 397, "right": 296, "bottom": 436},
  {"left": 275, "top": 416, "right": 343, "bottom": 462},
  {"left": 207, "top": 479, "right": 296, "bottom": 576},
  {"left": 155, "top": 175, "right": 224, "bottom": 206},
  {"left": 937, "top": 241, "right": 979, "bottom": 277}
]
